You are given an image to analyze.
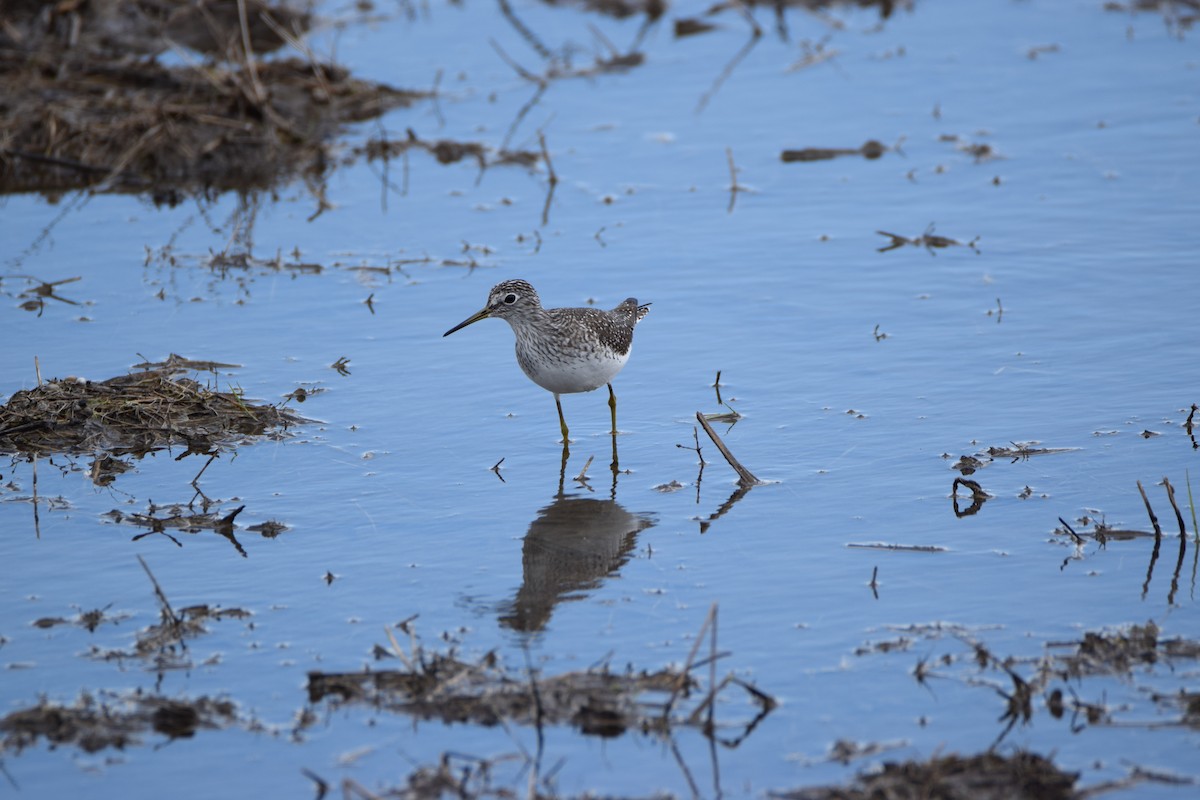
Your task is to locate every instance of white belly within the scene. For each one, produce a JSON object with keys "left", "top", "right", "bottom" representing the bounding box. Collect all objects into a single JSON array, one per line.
[{"left": 520, "top": 348, "right": 630, "bottom": 394}]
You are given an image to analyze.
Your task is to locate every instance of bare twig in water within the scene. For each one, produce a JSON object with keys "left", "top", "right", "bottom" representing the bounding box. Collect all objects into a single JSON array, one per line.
[
  {"left": 697, "top": 12, "right": 761, "bottom": 113},
  {"left": 497, "top": 0, "right": 551, "bottom": 61},
  {"left": 726, "top": 147, "right": 746, "bottom": 213},
  {"left": 781, "top": 139, "right": 887, "bottom": 163},
  {"left": 1136, "top": 480, "right": 1162, "bottom": 538},
  {"left": 573, "top": 455, "right": 595, "bottom": 486},
  {"left": 695, "top": 412, "right": 760, "bottom": 488},
  {"left": 876, "top": 223, "right": 980, "bottom": 255},
  {"left": 1058, "top": 517, "right": 1084, "bottom": 546},
  {"left": 136, "top": 555, "right": 183, "bottom": 642},
  {"left": 1161, "top": 477, "right": 1187, "bottom": 537}
]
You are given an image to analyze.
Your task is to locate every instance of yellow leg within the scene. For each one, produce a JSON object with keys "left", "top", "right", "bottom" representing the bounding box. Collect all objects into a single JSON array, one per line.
[
  {"left": 555, "top": 393, "right": 570, "bottom": 444},
  {"left": 607, "top": 383, "right": 620, "bottom": 472},
  {"left": 607, "top": 383, "right": 618, "bottom": 435}
]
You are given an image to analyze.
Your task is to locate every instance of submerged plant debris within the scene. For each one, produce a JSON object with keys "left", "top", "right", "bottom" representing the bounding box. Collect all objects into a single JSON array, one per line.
[
  {"left": 859, "top": 620, "right": 1200, "bottom": 748},
  {"left": 772, "top": 751, "right": 1078, "bottom": 800},
  {"left": 0, "top": 355, "right": 307, "bottom": 472},
  {"left": 0, "top": 692, "right": 237, "bottom": 754},
  {"left": 0, "top": 0, "right": 424, "bottom": 197},
  {"left": 307, "top": 623, "right": 775, "bottom": 741},
  {"left": 781, "top": 140, "right": 889, "bottom": 162},
  {"left": 309, "top": 652, "right": 694, "bottom": 737},
  {"left": 876, "top": 224, "right": 981, "bottom": 255}
]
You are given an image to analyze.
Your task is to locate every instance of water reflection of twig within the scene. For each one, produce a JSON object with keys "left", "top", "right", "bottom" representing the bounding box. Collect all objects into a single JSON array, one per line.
[{"left": 697, "top": 20, "right": 761, "bottom": 113}]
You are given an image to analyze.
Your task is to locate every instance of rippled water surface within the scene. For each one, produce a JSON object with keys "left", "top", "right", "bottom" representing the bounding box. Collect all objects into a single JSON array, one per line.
[{"left": 2, "top": 0, "right": 1199, "bottom": 797}]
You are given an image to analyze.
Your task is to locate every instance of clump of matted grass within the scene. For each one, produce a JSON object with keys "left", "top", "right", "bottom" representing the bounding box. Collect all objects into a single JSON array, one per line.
[
  {"left": 307, "top": 605, "right": 775, "bottom": 741},
  {"left": 0, "top": 355, "right": 307, "bottom": 459},
  {"left": 0, "top": 0, "right": 424, "bottom": 198},
  {"left": 0, "top": 692, "right": 238, "bottom": 755},
  {"left": 774, "top": 751, "right": 1078, "bottom": 800}
]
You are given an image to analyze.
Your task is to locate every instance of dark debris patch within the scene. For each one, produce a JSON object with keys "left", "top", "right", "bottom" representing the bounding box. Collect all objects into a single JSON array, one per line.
[
  {"left": 876, "top": 224, "right": 980, "bottom": 255},
  {"left": 1104, "top": 1, "right": 1199, "bottom": 38},
  {"left": 103, "top": 499, "right": 266, "bottom": 555},
  {"left": 31, "top": 606, "right": 127, "bottom": 633},
  {"left": 308, "top": 652, "right": 693, "bottom": 738},
  {"left": 307, "top": 626, "right": 775, "bottom": 742},
  {"left": 90, "top": 603, "right": 251, "bottom": 670},
  {"left": 0, "top": 691, "right": 237, "bottom": 755},
  {"left": 356, "top": 128, "right": 541, "bottom": 173},
  {"left": 1049, "top": 621, "right": 1200, "bottom": 678},
  {"left": 0, "top": 0, "right": 424, "bottom": 198},
  {"left": 771, "top": 751, "right": 1078, "bottom": 800},
  {"left": 861, "top": 621, "right": 1200, "bottom": 746},
  {"left": 0, "top": 356, "right": 309, "bottom": 481},
  {"left": 781, "top": 140, "right": 890, "bottom": 163}
]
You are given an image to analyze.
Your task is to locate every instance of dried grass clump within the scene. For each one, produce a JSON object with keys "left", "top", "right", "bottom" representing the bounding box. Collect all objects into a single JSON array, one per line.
[
  {"left": 0, "top": 0, "right": 423, "bottom": 198},
  {"left": 0, "top": 357, "right": 305, "bottom": 457}
]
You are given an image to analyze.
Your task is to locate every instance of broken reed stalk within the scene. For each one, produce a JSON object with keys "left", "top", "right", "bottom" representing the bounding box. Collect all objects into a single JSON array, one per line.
[
  {"left": 695, "top": 412, "right": 760, "bottom": 488},
  {"left": 235, "top": 0, "right": 266, "bottom": 104},
  {"left": 1188, "top": 470, "right": 1199, "bottom": 541},
  {"left": 1136, "top": 480, "right": 1162, "bottom": 538},
  {"left": 1161, "top": 478, "right": 1187, "bottom": 537},
  {"left": 136, "top": 555, "right": 184, "bottom": 643},
  {"left": 1058, "top": 517, "right": 1084, "bottom": 546}
]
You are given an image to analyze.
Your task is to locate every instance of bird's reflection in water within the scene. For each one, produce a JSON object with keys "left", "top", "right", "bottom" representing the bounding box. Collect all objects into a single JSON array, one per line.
[{"left": 499, "top": 460, "right": 654, "bottom": 633}]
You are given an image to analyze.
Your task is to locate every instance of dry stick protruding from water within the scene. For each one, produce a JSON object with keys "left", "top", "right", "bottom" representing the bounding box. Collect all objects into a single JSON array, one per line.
[
  {"left": 695, "top": 412, "right": 760, "bottom": 488},
  {"left": 137, "top": 555, "right": 185, "bottom": 648},
  {"left": 1136, "top": 480, "right": 1162, "bottom": 538}
]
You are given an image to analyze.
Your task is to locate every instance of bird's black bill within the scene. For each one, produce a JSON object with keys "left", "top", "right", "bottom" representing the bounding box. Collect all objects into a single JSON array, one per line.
[{"left": 443, "top": 308, "right": 490, "bottom": 337}]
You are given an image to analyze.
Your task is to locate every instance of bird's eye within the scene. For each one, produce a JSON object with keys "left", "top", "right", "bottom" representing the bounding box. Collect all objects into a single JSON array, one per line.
[{"left": 503, "top": 293, "right": 518, "bottom": 304}]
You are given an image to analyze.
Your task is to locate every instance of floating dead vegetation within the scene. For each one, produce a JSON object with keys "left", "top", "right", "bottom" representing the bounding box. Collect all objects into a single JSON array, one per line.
[
  {"left": 0, "top": 355, "right": 308, "bottom": 484},
  {"left": 89, "top": 557, "right": 252, "bottom": 670},
  {"left": 847, "top": 542, "right": 948, "bottom": 553},
  {"left": 781, "top": 139, "right": 892, "bottom": 163},
  {"left": 1055, "top": 476, "right": 1196, "bottom": 602},
  {"left": 308, "top": 751, "right": 677, "bottom": 800},
  {"left": 876, "top": 224, "right": 980, "bottom": 255},
  {"left": 938, "top": 133, "right": 1001, "bottom": 163},
  {"left": 3, "top": 275, "right": 86, "bottom": 316},
  {"left": 355, "top": 128, "right": 541, "bottom": 175},
  {"left": 32, "top": 606, "right": 127, "bottom": 633},
  {"left": 1104, "top": 1, "right": 1198, "bottom": 38},
  {"left": 772, "top": 751, "right": 1078, "bottom": 800},
  {"left": 102, "top": 497, "right": 285, "bottom": 555},
  {"left": 951, "top": 476, "right": 992, "bottom": 518},
  {"left": 0, "top": 691, "right": 238, "bottom": 755},
  {"left": 307, "top": 607, "right": 775, "bottom": 745},
  {"left": 308, "top": 656, "right": 690, "bottom": 737},
  {"left": 0, "top": 0, "right": 424, "bottom": 198},
  {"left": 950, "top": 441, "right": 1078, "bottom": 476},
  {"left": 857, "top": 619, "right": 1200, "bottom": 752}
]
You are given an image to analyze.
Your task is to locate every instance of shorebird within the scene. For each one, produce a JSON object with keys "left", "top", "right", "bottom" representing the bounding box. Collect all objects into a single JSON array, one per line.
[{"left": 443, "top": 279, "right": 649, "bottom": 442}]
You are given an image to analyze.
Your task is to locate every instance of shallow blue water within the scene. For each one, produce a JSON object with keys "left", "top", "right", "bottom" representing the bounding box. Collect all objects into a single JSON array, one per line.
[{"left": 2, "top": 0, "right": 1199, "bottom": 797}]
